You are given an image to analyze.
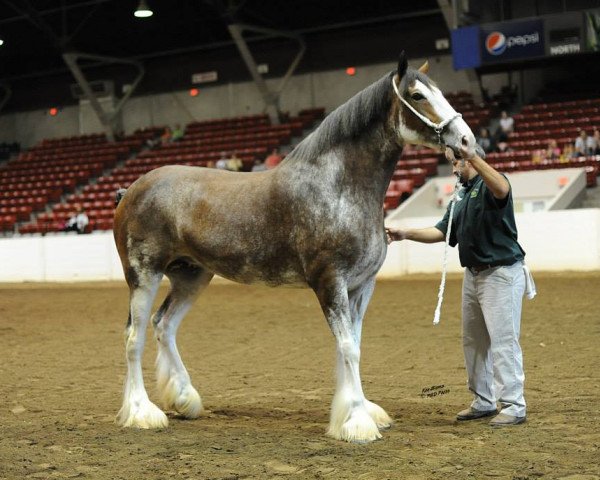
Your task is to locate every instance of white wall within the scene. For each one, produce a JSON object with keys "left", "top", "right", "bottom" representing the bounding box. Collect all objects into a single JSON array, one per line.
[
  {"left": 1, "top": 55, "right": 477, "bottom": 149},
  {"left": 1, "top": 209, "right": 598, "bottom": 283},
  {"left": 381, "top": 208, "right": 600, "bottom": 277}
]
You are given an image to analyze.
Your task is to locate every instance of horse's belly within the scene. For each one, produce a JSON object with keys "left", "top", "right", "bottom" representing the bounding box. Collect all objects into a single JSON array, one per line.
[{"left": 192, "top": 254, "right": 308, "bottom": 288}]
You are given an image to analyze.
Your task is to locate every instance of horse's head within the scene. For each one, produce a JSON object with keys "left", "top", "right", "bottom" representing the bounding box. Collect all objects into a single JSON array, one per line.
[{"left": 392, "top": 51, "right": 477, "bottom": 159}]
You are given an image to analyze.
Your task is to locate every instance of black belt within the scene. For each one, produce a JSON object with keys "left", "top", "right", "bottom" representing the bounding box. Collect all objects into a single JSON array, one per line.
[{"left": 469, "top": 264, "right": 494, "bottom": 274}]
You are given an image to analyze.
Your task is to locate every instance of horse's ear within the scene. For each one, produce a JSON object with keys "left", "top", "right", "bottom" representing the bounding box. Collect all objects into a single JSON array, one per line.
[
  {"left": 397, "top": 51, "right": 408, "bottom": 79},
  {"left": 418, "top": 60, "right": 429, "bottom": 74}
]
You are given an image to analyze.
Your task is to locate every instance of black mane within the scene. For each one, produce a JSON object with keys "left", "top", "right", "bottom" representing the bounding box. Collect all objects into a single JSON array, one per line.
[
  {"left": 293, "top": 71, "right": 395, "bottom": 159},
  {"left": 291, "top": 68, "right": 433, "bottom": 159}
]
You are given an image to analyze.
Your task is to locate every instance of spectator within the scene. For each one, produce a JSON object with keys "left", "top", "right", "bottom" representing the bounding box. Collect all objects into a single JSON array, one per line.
[
  {"left": 476, "top": 128, "right": 494, "bottom": 154},
  {"left": 159, "top": 126, "right": 172, "bottom": 145},
  {"left": 226, "top": 151, "right": 243, "bottom": 172},
  {"left": 216, "top": 152, "right": 229, "bottom": 170},
  {"left": 531, "top": 149, "right": 544, "bottom": 165},
  {"left": 498, "top": 110, "right": 515, "bottom": 137},
  {"left": 171, "top": 124, "right": 184, "bottom": 142},
  {"left": 251, "top": 158, "right": 268, "bottom": 172},
  {"left": 545, "top": 139, "right": 561, "bottom": 160},
  {"left": 560, "top": 144, "right": 576, "bottom": 163},
  {"left": 574, "top": 130, "right": 592, "bottom": 156},
  {"left": 265, "top": 148, "right": 283, "bottom": 169},
  {"left": 63, "top": 207, "right": 89, "bottom": 234},
  {"left": 593, "top": 129, "right": 600, "bottom": 154},
  {"left": 495, "top": 140, "right": 512, "bottom": 154},
  {"left": 586, "top": 129, "right": 598, "bottom": 155}
]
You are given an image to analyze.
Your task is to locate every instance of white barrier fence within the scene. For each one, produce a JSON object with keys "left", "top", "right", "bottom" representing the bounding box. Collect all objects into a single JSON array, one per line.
[{"left": 1, "top": 208, "right": 599, "bottom": 282}]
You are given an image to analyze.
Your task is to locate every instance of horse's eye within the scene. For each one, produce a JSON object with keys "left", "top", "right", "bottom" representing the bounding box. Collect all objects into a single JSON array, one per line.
[{"left": 411, "top": 93, "right": 425, "bottom": 101}]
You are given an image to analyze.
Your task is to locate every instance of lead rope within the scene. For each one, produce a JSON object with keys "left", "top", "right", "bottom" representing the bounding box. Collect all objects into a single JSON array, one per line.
[{"left": 433, "top": 176, "right": 461, "bottom": 326}]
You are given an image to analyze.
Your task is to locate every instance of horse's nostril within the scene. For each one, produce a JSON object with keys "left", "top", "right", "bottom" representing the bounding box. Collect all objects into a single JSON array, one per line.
[{"left": 461, "top": 136, "right": 469, "bottom": 147}]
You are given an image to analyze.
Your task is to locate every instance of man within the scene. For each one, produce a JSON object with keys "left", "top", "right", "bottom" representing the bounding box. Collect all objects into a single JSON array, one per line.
[
  {"left": 498, "top": 110, "right": 515, "bottom": 137},
  {"left": 265, "top": 148, "right": 283, "bottom": 169},
  {"left": 387, "top": 146, "right": 528, "bottom": 427}
]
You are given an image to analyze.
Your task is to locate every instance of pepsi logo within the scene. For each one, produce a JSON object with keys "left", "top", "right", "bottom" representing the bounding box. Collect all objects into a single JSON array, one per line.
[{"left": 486, "top": 32, "right": 507, "bottom": 55}]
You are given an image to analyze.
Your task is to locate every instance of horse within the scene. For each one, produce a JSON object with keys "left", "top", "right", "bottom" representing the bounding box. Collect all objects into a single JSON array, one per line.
[{"left": 113, "top": 52, "right": 477, "bottom": 443}]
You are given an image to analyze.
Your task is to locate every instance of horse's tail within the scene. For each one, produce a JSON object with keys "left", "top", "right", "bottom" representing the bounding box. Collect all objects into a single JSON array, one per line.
[{"left": 115, "top": 188, "right": 128, "bottom": 207}]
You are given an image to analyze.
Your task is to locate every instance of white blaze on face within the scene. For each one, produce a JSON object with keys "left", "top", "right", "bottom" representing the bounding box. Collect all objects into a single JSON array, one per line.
[{"left": 398, "top": 79, "right": 475, "bottom": 151}]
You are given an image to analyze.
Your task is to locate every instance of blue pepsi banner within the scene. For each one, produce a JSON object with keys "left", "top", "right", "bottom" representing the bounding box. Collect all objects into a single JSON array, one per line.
[{"left": 480, "top": 19, "right": 545, "bottom": 63}]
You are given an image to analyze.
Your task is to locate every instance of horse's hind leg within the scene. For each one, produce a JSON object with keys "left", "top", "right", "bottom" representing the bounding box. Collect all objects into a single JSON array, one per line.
[
  {"left": 153, "top": 263, "right": 213, "bottom": 419},
  {"left": 116, "top": 268, "right": 167, "bottom": 429},
  {"left": 348, "top": 277, "right": 392, "bottom": 430},
  {"left": 314, "top": 276, "right": 380, "bottom": 443}
]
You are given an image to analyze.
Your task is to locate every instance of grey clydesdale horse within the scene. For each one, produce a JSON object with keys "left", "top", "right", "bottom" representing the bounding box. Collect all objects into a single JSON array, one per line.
[{"left": 113, "top": 53, "right": 477, "bottom": 443}]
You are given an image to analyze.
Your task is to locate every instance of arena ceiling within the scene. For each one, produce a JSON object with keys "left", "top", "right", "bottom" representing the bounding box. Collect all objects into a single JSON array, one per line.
[{"left": 0, "top": 0, "right": 443, "bottom": 81}]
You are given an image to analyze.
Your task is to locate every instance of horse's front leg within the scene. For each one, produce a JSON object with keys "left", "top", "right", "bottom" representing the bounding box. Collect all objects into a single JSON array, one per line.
[
  {"left": 314, "top": 276, "right": 381, "bottom": 443},
  {"left": 348, "top": 277, "right": 393, "bottom": 431}
]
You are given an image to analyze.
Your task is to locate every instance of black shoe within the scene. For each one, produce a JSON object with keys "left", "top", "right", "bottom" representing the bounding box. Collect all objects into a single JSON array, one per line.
[{"left": 456, "top": 407, "right": 498, "bottom": 421}]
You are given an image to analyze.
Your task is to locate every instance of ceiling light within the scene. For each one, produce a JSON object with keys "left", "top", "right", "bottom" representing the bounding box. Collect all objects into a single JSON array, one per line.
[
  {"left": 0, "top": 39, "right": 4, "bottom": 46},
  {"left": 134, "top": 0, "right": 153, "bottom": 18}
]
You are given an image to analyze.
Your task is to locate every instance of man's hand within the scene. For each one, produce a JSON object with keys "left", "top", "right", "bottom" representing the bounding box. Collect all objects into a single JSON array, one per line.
[{"left": 385, "top": 227, "right": 408, "bottom": 244}]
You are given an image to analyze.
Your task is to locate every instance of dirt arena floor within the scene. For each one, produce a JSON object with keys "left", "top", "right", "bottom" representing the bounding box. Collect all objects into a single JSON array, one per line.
[{"left": 1, "top": 273, "right": 599, "bottom": 480}]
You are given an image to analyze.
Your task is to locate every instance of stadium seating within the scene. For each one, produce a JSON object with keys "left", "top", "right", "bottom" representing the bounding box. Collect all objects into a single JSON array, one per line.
[
  {"left": 12, "top": 130, "right": 153, "bottom": 234},
  {"left": 488, "top": 97, "right": 600, "bottom": 187},
  {"left": 16, "top": 111, "right": 325, "bottom": 234}
]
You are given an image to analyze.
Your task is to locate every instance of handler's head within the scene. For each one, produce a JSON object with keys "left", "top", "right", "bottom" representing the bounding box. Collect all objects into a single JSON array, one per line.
[{"left": 445, "top": 147, "right": 477, "bottom": 185}]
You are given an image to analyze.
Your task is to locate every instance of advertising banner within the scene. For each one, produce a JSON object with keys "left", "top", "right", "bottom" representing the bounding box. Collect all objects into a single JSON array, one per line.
[{"left": 480, "top": 19, "right": 545, "bottom": 64}]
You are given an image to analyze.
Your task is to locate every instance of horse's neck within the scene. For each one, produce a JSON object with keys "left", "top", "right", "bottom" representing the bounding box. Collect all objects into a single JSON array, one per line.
[
  {"left": 335, "top": 135, "right": 401, "bottom": 198},
  {"left": 281, "top": 122, "right": 401, "bottom": 202}
]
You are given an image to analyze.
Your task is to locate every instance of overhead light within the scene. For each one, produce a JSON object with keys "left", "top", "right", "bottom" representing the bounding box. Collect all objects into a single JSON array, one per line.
[
  {"left": 0, "top": 39, "right": 4, "bottom": 46},
  {"left": 134, "top": 0, "right": 153, "bottom": 18}
]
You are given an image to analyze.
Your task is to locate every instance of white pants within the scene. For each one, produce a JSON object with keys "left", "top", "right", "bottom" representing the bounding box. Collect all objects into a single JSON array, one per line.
[{"left": 462, "top": 261, "right": 526, "bottom": 417}]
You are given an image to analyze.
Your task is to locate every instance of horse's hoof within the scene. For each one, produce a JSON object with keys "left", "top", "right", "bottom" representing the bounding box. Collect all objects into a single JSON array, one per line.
[
  {"left": 116, "top": 399, "right": 169, "bottom": 429},
  {"left": 364, "top": 400, "right": 393, "bottom": 431},
  {"left": 350, "top": 436, "right": 382, "bottom": 445},
  {"left": 161, "top": 382, "right": 203, "bottom": 419},
  {"left": 328, "top": 409, "right": 382, "bottom": 443}
]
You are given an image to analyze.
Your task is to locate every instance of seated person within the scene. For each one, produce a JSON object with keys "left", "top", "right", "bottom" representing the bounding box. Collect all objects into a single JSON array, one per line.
[
  {"left": 560, "top": 144, "right": 577, "bottom": 163},
  {"left": 498, "top": 110, "right": 515, "bottom": 136},
  {"left": 476, "top": 127, "right": 494, "bottom": 154},
  {"left": 265, "top": 148, "right": 283, "bottom": 169},
  {"left": 215, "top": 152, "right": 229, "bottom": 170},
  {"left": 251, "top": 159, "right": 267, "bottom": 172},
  {"left": 531, "top": 149, "right": 545, "bottom": 164},
  {"left": 594, "top": 129, "right": 600, "bottom": 154},
  {"left": 171, "top": 124, "right": 184, "bottom": 142},
  {"left": 159, "top": 126, "right": 172, "bottom": 145},
  {"left": 226, "top": 152, "right": 243, "bottom": 172},
  {"left": 545, "top": 139, "right": 561, "bottom": 160},
  {"left": 495, "top": 141, "right": 512, "bottom": 153},
  {"left": 574, "top": 130, "right": 590, "bottom": 156},
  {"left": 63, "top": 207, "right": 89, "bottom": 234}
]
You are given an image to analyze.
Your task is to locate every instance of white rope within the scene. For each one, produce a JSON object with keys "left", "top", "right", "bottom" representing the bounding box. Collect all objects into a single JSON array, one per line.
[{"left": 433, "top": 177, "right": 462, "bottom": 326}]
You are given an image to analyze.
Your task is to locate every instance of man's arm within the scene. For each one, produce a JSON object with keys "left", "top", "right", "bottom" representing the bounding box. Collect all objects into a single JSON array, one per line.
[{"left": 386, "top": 226, "right": 445, "bottom": 244}]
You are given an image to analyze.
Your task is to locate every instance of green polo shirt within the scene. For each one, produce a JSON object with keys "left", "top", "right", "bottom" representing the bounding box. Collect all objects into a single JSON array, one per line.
[{"left": 435, "top": 175, "right": 525, "bottom": 268}]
